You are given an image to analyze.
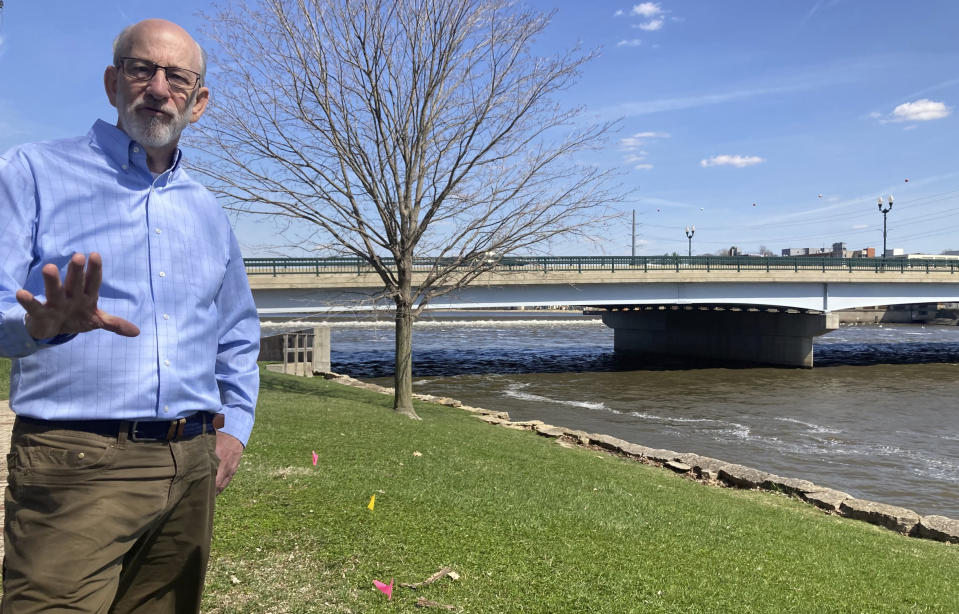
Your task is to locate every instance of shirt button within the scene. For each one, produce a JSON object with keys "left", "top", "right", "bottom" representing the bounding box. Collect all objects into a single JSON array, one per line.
[
  {"left": 164, "top": 360, "right": 171, "bottom": 366},
  {"left": 133, "top": 146, "right": 140, "bottom": 153},
  {"left": 121, "top": 164, "right": 128, "bottom": 170},
  {"left": 163, "top": 406, "right": 170, "bottom": 413},
  {"left": 163, "top": 314, "right": 170, "bottom": 320},
  {"left": 159, "top": 271, "right": 166, "bottom": 277},
  {"left": 155, "top": 228, "right": 161, "bottom": 234}
]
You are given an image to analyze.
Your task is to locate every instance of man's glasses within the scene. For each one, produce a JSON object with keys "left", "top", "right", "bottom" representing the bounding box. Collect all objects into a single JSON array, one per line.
[{"left": 116, "top": 57, "right": 201, "bottom": 93}]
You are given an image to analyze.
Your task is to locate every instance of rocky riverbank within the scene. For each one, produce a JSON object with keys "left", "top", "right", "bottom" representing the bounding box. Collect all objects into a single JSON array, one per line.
[{"left": 323, "top": 372, "right": 959, "bottom": 545}]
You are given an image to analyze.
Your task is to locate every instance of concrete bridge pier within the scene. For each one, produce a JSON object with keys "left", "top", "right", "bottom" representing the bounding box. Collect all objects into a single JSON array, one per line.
[{"left": 601, "top": 309, "right": 840, "bottom": 368}]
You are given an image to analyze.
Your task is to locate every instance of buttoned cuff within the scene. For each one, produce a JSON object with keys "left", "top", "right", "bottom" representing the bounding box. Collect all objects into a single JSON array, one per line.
[
  {"left": 0, "top": 304, "right": 76, "bottom": 358},
  {"left": 218, "top": 406, "right": 254, "bottom": 447}
]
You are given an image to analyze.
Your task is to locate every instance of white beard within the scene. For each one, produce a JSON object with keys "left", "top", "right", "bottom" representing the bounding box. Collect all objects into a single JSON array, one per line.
[{"left": 117, "top": 89, "right": 194, "bottom": 150}]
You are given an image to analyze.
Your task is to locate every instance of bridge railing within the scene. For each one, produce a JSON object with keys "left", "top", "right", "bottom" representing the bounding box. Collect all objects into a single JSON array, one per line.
[{"left": 244, "top": 255, "right": 959, "bottom": 276}]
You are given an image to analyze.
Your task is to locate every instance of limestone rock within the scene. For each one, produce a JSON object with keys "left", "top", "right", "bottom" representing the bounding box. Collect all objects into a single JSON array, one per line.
[
  {"left": 839, "top": 498, "right": 920, "bottom": 534},
  {"left": 559, "top": 429, "right": 591, "bottom": 446},
  {"left": 803, "top": 489, "right": 850, "bottom": 512},
  {"left": 587, "top": 433, "right": 633, "bottom": 454},
  {"left": 619, "top": 443, "right": 656, "bottom": 459},
  {"left": 502, "top": 420, "right": 540, "bottom": 431},
  {"left": 699, "top": 469, "right": 719, "bottom": 482},
  {"left": 643, "top": 448, "right": 680, "bottom": 463},
  {"left": 476, "top": 415, "right": 509, "bottom": 426},
  {"left": 534, "top": 424, "right": 566, "bottom": 438},
  {"left": 762, "top": 476, "right": 820, "bottom": 497},
  {"left": 718, "top": 464, "right": 772, "bottom": 489},
  {"left": 665, "top": 461, "right": 692, "bottom": 473},
  {"left": 677, "top": 453, "right": 726, "bottom": 476},
  {"left": 915, "top": 515, "right": 959, "bottom": 543},
  {"left": 506, "top": 420, "right": 543, "bottom": 428}
]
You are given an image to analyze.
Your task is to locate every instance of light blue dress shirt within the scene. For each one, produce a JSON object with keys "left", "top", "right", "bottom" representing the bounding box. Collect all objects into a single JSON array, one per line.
[{"left": 0, "top": 120, "right": 259, "bottom": 445}]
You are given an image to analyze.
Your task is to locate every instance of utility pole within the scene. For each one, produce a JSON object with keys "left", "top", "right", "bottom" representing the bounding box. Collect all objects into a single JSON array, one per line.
[{"left": 631, "top": 209, "right": 636, "bottom": 259}]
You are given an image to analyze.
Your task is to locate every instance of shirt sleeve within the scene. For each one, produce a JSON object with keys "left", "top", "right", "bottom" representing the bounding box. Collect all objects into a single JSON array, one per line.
[
  {"left": 0, "top": 149, "right": 41, "bottom": 358},
  {"left": 213, "top": 228, "right": 260, "bottom": 446},
  {"left": 0, "top": 149, "right": 78, "bottom": 359}
]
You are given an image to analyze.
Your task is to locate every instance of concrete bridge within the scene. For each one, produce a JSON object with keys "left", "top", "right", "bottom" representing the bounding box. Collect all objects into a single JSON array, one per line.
[{"left": 246, "top": 256, "right": 959, "bottom": 367}]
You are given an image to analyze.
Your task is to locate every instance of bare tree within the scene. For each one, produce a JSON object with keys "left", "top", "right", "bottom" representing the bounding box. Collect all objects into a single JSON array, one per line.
[{"left": 191, "top": 0, "right": 620, "bottom": 418}]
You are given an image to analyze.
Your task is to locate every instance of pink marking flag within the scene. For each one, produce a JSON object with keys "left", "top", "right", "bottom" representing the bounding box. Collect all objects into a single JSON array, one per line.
[
  {"left": 311, "top": 451, "right": 318, "bottom": 466},
  {"left": 373, "top": 578, "right": 394, "bottom": 600}
]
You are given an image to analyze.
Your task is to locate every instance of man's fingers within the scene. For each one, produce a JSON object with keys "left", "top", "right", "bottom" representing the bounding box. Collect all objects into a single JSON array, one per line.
[
  {"left": 63, "top": 253, "right": 86, "bottom": 299},
  {"left": 40, "top": 263, "right": 65, "bottom": 307},
  {"left": 98, "top": 312, "right": 140, "bottom": 337},
  {"left": 15, "top": 289, "right": 42, "bottom": 313},
  {"left": 83, "top": 252, "right": 104, "bottom": 297}
]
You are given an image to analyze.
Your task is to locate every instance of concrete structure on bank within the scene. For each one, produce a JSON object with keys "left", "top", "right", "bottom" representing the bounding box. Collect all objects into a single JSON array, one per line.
[
  {"left": 247, "top": 259, "right": 959, "bottom": 368},
  {"left": 259, "top": 327, "right": 331, "bottom": 376}
]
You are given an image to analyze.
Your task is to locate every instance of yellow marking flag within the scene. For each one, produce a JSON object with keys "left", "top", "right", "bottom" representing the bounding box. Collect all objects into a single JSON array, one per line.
[{"left": 368, "top": 494, "right": 376, "bottom": 511}]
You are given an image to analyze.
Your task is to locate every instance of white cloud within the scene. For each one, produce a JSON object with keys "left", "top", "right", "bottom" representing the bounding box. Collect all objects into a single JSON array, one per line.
[
  {"left": 700, "top": 155, "right": 765, "bottom": 168},
  {"left": 634, "top": 163, "right": 654, "bottom": 170},
  {"left": 638, "top": 19, "right": 664, "bottom": 31},
  {"left": 631, "top": 2, "right": 663, "bottom": 18},
  {"left": 614, "top": 9, "right": 624, "bottom": 17},
  {"left": 617, "top": 39, "right": 642, "bottom": 47},
  {"left": 620, "top": 131, "right": 670, "bottom": 150},
  {"left": 890, "top": 99, "right": 951, "bottom": 122}
]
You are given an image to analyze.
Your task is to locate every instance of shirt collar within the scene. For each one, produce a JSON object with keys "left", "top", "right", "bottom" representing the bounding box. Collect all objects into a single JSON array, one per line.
[{"left": 89, "top": 119, "right": 184, "bottom": 179}]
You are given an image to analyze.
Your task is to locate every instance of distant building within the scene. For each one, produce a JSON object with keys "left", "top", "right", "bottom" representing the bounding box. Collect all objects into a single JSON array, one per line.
[{"left": 782, "top": 243, "right": 878, "bottom": 258}]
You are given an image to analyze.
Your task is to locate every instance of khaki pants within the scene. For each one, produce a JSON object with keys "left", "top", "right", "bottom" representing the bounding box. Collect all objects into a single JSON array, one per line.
[{"left": 1, "top": 418, "right": 220, "bottom": 613}]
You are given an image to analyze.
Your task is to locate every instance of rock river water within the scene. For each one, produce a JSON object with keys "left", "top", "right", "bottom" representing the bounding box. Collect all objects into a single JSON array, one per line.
[{"left": 262, "top": 313, "right": 959, "bottom": 518}]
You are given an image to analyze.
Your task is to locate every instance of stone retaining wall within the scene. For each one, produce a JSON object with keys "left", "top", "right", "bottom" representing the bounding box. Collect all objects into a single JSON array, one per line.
[{"left": 322, "top": 372, "right": 958, "bottom": 545}]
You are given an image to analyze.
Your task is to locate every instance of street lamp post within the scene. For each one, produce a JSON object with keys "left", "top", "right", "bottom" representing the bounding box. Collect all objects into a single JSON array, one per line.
[
  {"left": 685, "top": 225, "right": 695, "bottom": 257},
  {"left": 877, "top": 195, "right": 893, "bottom": 257}
]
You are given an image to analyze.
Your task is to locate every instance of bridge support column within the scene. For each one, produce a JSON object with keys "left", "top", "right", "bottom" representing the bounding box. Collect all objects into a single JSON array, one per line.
[{"left": 601, "top": 309, "right": 839, "bottom": 368}]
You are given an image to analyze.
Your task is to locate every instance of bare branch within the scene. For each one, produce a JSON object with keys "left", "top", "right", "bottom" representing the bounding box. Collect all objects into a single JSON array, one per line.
[{"left": 190, "top": 0, "right": 624, "bottom": 413}]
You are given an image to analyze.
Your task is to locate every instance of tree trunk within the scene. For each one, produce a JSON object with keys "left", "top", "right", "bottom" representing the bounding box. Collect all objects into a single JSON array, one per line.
[{"left": 393, "top": 278, "right": 420, "bottom": 419}]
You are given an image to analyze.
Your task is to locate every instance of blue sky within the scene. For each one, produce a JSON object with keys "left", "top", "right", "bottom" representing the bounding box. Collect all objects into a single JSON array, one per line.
[{"left": 2, "top": 1, "right": 958, "bottom": 257}]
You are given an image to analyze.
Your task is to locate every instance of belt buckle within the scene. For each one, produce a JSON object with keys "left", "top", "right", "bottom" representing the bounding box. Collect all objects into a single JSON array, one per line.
[
  {"left": 129, "top": 420, "right": 147, "bottom": 442},
  {"left": 129, "top": 418, "right": 186, "bottom": 442}
]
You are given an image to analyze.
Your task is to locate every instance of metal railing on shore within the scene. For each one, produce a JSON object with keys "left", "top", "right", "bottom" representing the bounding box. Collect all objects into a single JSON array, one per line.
[{"left": 244, "top": 255, "right": 959, "bottom": 276}]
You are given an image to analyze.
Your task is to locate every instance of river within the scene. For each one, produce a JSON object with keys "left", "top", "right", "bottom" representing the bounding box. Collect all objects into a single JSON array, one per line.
[{"left": 262, "top": 313, "right": 959, "bottom": 518}]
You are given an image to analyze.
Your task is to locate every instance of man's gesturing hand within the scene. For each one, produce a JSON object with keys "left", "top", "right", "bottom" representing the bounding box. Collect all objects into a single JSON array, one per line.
[{"left": 15, "top": 252, "right": 140, "bottom": 340}]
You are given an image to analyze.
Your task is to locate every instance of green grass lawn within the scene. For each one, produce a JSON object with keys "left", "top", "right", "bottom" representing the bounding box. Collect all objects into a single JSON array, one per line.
[{"left": 203, "top": 367, "right": 959, "bottom": 613}]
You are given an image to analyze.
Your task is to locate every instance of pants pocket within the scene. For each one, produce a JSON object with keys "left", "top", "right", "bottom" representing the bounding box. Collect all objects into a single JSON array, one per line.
[{"left": 11, "top": 429, "right": 118, "bottom": 485}]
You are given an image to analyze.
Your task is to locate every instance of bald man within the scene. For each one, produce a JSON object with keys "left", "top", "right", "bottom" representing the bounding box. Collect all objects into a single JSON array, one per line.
[{"left": 0, "top": 19, "right": 259, "bottom": 613}]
